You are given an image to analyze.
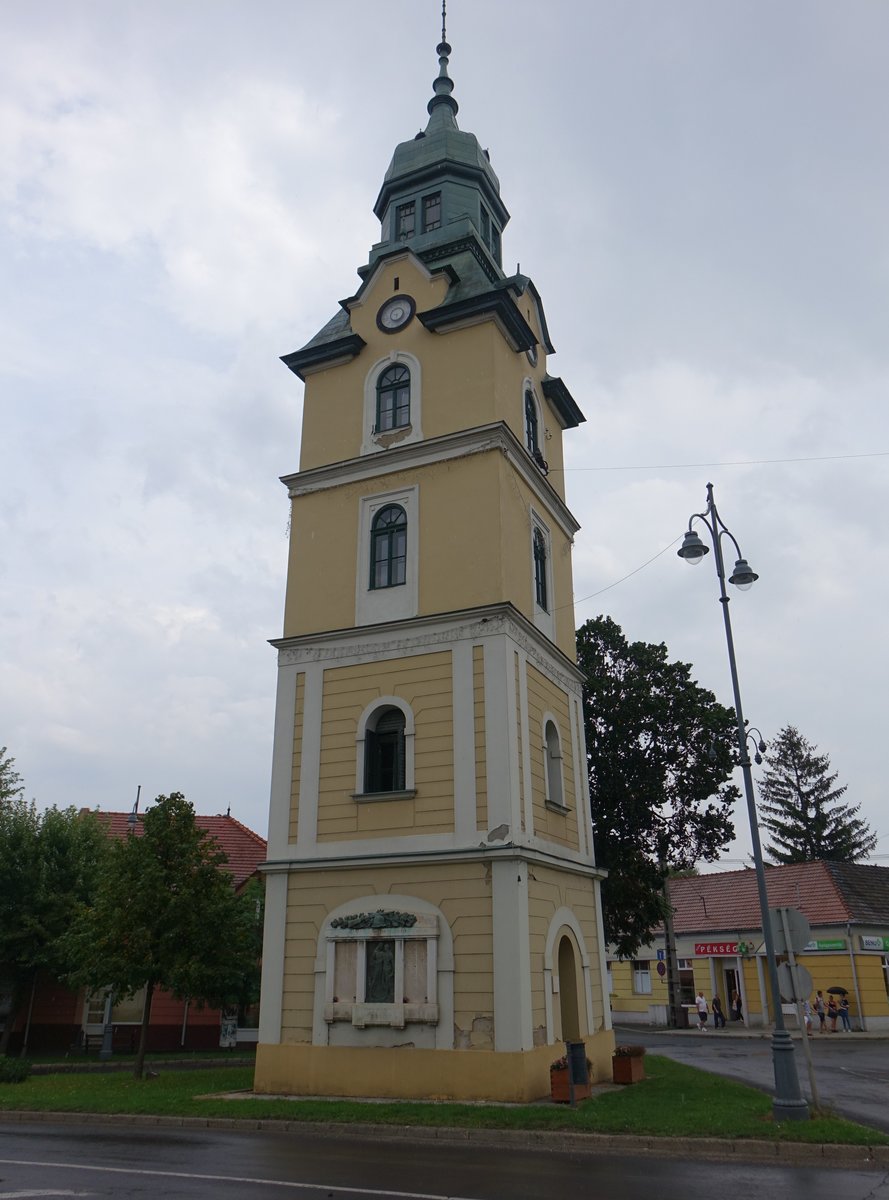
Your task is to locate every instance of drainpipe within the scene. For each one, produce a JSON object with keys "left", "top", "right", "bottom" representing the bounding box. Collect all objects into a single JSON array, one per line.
[{"left": 847, "top": 925, "right": 867, "bottom": 1032}]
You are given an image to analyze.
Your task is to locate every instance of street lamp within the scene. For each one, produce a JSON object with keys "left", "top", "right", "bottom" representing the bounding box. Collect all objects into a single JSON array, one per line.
[{"left": 679, "top": 482, "right": 808, "bottom": 1122}]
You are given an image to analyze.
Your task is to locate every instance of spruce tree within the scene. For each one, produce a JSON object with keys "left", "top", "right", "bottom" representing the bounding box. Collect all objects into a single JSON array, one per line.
[{"left": 758, "top": 725, "right": 875, "bottom": 863}]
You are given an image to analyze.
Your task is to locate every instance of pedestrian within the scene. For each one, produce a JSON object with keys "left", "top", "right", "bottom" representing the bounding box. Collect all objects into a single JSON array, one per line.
[
  {"left": 839, "top": 996, "right": 852, "bottom": 1032},
  {"left": 827, "top": 995, "right": 839, "bottom": 1032},
  {"left": 803, "top": 997, "right": 813, "bottom": 1037},
  {"left": 814, "top": 990, "right": 826, "bottom": 1033},
  {"left": 695, "top": 990, "right": 709, "bottom": 1031},
  {"left": 712, "top": 994, "right": 726, "bottom": 1029},
  {"left": 731, "top": 989, "right": 744, "bottom": 1023}
]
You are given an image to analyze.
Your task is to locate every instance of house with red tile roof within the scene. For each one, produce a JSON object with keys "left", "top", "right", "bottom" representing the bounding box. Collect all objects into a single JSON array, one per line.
[
  {"left": 608, "top": 861, "right": 889, "bottom": 1032},
  {"left": 5, "top": 810, "right": 267, "bottom": 1057}
]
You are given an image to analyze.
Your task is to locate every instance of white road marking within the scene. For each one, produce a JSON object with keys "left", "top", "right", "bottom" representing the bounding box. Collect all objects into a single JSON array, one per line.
[
  {"left": 0, "top": 1192, "right": 91, "bottom": 1198},
  {"left": 0, "top": 1161, "right": 480, "bottom": 1200}
]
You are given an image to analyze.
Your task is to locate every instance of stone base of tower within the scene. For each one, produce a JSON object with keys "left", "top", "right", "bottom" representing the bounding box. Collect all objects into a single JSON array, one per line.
[{"left": 254, "top": 1032, "right": 615, "bottom": 1103}]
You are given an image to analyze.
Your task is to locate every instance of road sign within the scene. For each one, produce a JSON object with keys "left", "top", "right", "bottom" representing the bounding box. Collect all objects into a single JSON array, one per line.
[
  {"left": 656, "top": 961, "right": 666, "bottom": 977},
  {"left": 656, "top": 949, "right": 665, "bottom": 961},
  {"left": 777, "top": 961, "right": 813, "bottom": 1002},
  {"left": 770, "top": 906, "right": 811, "bottom": 956}
]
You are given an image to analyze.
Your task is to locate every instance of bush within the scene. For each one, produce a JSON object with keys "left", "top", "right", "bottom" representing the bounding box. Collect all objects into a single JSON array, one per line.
[
  {"left": 0, "top": 1057, "right": 31, "bottom": 1084},
  {"left": 613, "top": 1044, "right": 646, "bottom": 1058}
]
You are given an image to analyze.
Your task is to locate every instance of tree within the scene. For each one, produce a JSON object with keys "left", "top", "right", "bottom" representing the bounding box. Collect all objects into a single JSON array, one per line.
[
  {"left": 577, "top": 616, "right": 739, "bottom": 963},
  {"left": 65, "top": 792, "right": 260, "bottom": 1078},
  {"left": 0, "top": 798, "right": 108, "bottom": 1055},
  {"left": 0, "top": 747, "right": 24, "bottom": 805},
  {"left": 758, "top": 725, "right": 876, "bottom": 864}
]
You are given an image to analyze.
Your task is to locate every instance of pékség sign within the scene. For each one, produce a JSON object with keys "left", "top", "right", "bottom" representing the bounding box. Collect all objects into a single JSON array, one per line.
[{"left": 695, "top": 941, "right": 741, "bottom": 956}]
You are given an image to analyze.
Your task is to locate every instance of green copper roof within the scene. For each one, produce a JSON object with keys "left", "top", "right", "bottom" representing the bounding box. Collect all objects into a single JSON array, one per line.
[{"left": 373, "top": 38, "right": 507, "bottom": 230}]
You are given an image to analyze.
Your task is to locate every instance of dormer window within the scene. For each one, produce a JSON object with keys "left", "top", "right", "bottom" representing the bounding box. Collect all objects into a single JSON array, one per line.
[
  {"left": 396, "top": 202, "right": 416, "bottom": 240},
  {"left": 423, "top": 192, "right": 441, "bottom": 232}
]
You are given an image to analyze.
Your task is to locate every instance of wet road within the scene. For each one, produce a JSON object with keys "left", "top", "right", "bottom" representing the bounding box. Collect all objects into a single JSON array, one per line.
[
  {"left": 1, "top": 1120, "right": 888, "bottom": 1200},
  {"left": 616, "top": 1026, "right": 889, "bottom": 1132}
]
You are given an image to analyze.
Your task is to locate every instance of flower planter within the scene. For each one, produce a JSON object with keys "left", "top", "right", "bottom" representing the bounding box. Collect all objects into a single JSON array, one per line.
[
  {"left": 550, "top": 1069, "right": 591, "bottom": 1103},
  {"left": 612, "top": 1054, "right": 645, "bottom": 1085}
]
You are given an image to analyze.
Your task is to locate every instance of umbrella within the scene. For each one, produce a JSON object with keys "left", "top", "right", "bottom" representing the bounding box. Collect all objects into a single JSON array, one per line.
[{"left": 826, "top": 986, "right": 848, "bottom": 995}]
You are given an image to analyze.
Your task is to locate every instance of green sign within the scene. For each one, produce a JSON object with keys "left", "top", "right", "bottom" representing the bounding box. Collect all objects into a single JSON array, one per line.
[{"left": 802, "top": 939, "right": 846, "bottom": 951}]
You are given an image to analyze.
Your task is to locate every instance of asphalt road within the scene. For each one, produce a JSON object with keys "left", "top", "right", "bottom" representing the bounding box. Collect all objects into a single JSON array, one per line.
[
  {"left": 616, "top": 1026, "right": 889, "bottom": 1132},
  {"left": 1, "top": 1121, "right": 888, "bottom": 1200}
]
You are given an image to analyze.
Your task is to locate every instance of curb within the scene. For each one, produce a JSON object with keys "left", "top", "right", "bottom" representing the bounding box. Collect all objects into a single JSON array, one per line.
[{"left": 2, "top": 1109, "right": 888, "bottom": 1170}]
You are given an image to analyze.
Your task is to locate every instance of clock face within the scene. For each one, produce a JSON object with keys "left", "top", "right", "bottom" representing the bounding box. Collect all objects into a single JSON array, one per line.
[{"left": 377, "top": 294, "right": 415, "bottom": 333}]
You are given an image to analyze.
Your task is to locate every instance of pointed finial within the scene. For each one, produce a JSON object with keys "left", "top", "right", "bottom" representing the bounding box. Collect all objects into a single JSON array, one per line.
[{"left": 428, "top": 0, "right": 458, "bottom": 121}]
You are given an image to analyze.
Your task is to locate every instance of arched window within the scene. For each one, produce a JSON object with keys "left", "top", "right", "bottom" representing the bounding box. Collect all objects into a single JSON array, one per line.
[
  {"left": 544, "top": 719, "right": 564, "bottom": 809},
  {"left": 364, "top": 706, "right": 406, "bottom": 793},
  {"left": 525, "top": 389, "right": 539, "bottom": 455},
  {"left": 533, "top": 527, "right": 548, "bottom": 611},
  {"left": 376, "top": 365, "right": 411, "bottom": 433},
  {"left": 370, "top": 505, "right": 407, "bottom": 590}
]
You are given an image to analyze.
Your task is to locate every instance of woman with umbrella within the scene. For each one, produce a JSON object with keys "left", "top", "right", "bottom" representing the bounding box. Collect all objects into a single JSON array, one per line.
[{"left": 828, "top": 986, "right": 851, "bottom": 1032}]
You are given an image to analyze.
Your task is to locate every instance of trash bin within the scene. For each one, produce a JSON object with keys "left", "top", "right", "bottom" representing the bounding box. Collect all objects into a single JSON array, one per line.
[{"left": 566, "top": 1040, "right": 589, "bottom": 1085}]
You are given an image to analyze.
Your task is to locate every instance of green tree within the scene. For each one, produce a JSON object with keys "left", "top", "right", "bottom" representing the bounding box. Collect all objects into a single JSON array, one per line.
[
  {"left": 65, "top": 792, "right": 260, "bottom": 1078},
  {"left": 577, "top": 616, "right": 739, "bottom": 960},
  {"left": 0, "top": 798, "right": 107, "bottom": 1055},
  {"left": 759, "top": 725, "right": 876, "bottom": 864},
  {"left": 0, "top": 747, "right": 24, "bottom": 805}
]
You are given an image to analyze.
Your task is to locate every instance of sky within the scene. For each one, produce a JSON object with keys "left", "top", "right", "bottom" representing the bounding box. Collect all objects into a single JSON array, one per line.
[{"left": 2, "top": 1, "right": 887, "bottom": 869}]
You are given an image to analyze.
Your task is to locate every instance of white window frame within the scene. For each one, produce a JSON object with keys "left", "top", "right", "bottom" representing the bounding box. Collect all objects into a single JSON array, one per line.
[
  {"left": 362, "top": 351, "right": 423, "bottom": 456},
  {"left": 542, "top": 713, "right": 568, "bottom": 811},
  {"left": 632, "top": 960, "right": 652, "bottom": 995},
  {"left": 354, "top": 696, "right": 416, "bottom": 800},
  {"left": 356, "top": 485, "right": 419, "bottom": 626}
]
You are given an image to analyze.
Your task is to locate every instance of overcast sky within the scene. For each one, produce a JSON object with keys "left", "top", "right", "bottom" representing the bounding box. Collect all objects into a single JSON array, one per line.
[{"left": 2, "top": 1, "right": 887, "bottom": 869}]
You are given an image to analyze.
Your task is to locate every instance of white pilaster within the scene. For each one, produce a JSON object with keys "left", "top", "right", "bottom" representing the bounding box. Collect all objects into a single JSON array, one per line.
[
  {"left": 483, "top": 636, "right": 515, "bottom": 833},
  {"left": 491, "top": 858, "right": 533, "bottom": 1050},
  {"left": 257, "top": 871, "right": 288, "bottom": 1044},
  {"left": 296, "top": 663, "right": 324, "bottom": 851},
  {"left": 267, "top": 658, "right": 299, "bottom": 857}
]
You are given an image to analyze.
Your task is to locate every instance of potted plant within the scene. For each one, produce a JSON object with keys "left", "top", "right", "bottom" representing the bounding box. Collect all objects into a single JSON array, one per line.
[
  {"left": 612, "top": 1043, "right": 646, "bottom": 1084},
  {"left": 549, "top": 1053, "right": 592, "bottom": 1102}
]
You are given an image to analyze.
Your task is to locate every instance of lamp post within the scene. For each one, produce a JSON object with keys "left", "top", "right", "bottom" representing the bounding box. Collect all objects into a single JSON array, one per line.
[{"left": 678, "top": 482, "right": 808, "bottom": 1122}]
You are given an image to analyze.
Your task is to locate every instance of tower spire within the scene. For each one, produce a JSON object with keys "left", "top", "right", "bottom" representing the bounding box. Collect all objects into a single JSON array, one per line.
[{"left": 427, "top": 0, "right": 458, "bottom": 123}]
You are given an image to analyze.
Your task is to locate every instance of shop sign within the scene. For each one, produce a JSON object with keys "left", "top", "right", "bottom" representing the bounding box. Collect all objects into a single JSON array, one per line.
[
  {"left": 859, "top": 935, "right": 889, "bottom": 951},
  {"left": 802, "top": 939, "right": 846, "bottom": 951},
  {"left": 694, "top": 941, "right": 739, "bottom": 956}
]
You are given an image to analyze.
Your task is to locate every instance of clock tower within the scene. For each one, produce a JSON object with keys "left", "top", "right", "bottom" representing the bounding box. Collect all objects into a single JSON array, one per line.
[{"left": 255, "top": 26, "right": 613, "bottom": 1102}]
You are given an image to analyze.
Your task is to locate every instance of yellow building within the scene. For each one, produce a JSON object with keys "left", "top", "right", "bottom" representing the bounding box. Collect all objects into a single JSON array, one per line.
[
  {"left": 608, "top": 862, "right": 889, "bottom": 1032},
  {"left": 255, "top": 29, "right": 613, "bottom": 1102}
]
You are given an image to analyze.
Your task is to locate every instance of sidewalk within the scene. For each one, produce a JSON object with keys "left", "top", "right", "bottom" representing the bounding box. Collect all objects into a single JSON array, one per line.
[{"left": 615, "top": 1023, "right": 888, "bottom": 1041}]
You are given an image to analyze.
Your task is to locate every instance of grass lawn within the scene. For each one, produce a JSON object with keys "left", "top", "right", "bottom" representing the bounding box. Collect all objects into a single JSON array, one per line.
[{"left": 0, "top": 1056, "right": 884, "bottom": 1146}]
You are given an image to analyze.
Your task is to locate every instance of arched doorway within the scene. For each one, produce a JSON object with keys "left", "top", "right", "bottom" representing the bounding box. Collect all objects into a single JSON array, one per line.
[{"left": 557, "top": 934, "right": 581, "bottom": 1041}]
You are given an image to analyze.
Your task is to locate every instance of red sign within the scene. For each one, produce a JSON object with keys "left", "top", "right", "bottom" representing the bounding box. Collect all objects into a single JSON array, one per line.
[{"left": 694, "top": 942, "right": 739, "bottom": 956}]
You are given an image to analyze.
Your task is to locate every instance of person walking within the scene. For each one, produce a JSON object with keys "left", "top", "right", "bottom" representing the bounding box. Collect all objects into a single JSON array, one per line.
[
  {"left": 695, "top": 991, "right": 709, "bottom": 1031},
  {"left": 731, "top": 989, "right": 744, "bottom": 1024},
  {"left": 814, "top": 990, "right": 827, "bottom": 1034},
  {"left": 712, "top": 994, "right": 726, "bottom": 1029},
  {"left": 839, "top": 996, "right": 852, "bottom": 1032}
]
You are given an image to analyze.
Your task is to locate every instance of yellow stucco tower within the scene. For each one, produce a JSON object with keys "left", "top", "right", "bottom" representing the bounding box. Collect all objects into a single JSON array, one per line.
[{"left": 255, "top": 29, "right": 613, "bottom": 1102}]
